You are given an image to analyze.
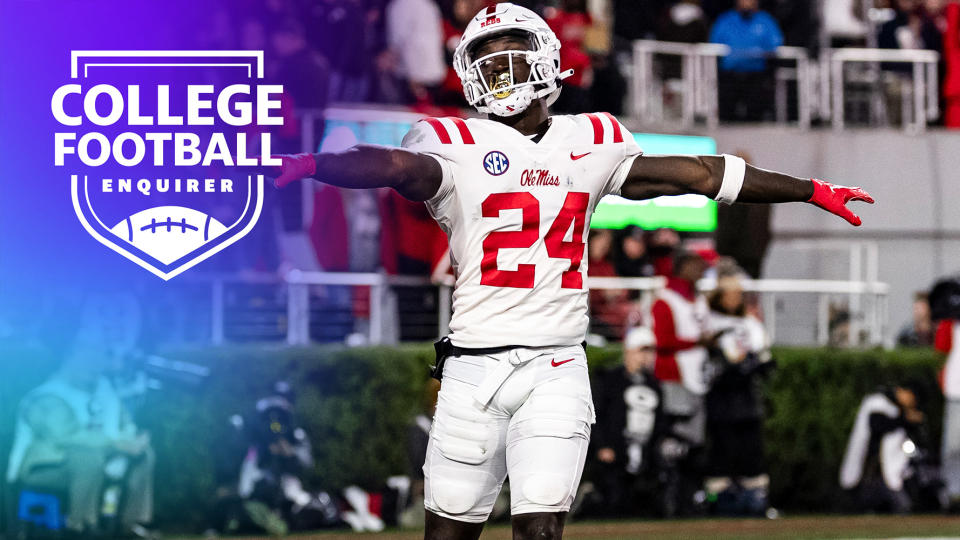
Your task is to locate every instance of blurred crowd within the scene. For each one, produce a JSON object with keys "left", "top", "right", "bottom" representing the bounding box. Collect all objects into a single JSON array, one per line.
[
  {"left": 195, "top": 0, "right": 960, "bottom": 125},
  {"left": 582, "top": 256, "right": 960, "bottom": 518},
  {"left": 584, "top": 253, "right": 779, "bottom": 518}
]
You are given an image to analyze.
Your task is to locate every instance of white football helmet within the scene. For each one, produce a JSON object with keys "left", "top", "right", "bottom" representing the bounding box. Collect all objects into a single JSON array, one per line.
[{"left": 453, "top": 3, "right": 572, "bottom": 117}]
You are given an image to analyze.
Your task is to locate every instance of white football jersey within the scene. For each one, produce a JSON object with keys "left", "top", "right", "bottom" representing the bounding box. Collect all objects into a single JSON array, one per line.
[{"left": 402, "top": 113, "right": 642, "bottom": 348}]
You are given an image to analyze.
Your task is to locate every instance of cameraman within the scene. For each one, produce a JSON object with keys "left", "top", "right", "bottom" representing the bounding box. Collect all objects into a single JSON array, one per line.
[
  {"left": 236, "top": 382, "right": 339, "bottom": 535},
  {"left": 839, "top": 384, "right": 929, "bottom": 513}
]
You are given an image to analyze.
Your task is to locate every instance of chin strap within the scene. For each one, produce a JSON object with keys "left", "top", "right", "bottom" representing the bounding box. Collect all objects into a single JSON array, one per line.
[{"left": 558, "top": 69, "right": 574, "bottom": 80}]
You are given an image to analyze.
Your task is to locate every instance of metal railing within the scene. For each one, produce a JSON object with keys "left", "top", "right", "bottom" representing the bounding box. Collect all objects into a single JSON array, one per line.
[
  {"left": 631, "top": 40, "right": 729, "bottom": 129},
  {"left": 195, "top": 272, "right": 890, "bottom": 348},
  {"left": 698, "top": 277, "right": 890, "bottom": 347},
  {"left": 825, "top": 47, "right": 940, "bottom": 132},
  {"left": 284, "top": 270, "right": 442, "bottom": 345},
  {"left": 630, "top": 40, "right": 940, "bottom": 132},
  {"left": 774, "top": 46, "right": 814, "bottom": 129}
]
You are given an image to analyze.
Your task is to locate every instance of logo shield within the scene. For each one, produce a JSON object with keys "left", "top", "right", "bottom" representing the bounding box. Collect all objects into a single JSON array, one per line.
[
  {"left": 72, "top": 174, "right": 264, "bottom": 280},
  {"left": 59, "top": 51, "right": 272, "bottom": 279}
]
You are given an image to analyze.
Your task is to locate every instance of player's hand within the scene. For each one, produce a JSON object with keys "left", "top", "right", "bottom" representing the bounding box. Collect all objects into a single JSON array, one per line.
[
  {"left": 807, "top": 179, "right": 875, "bottom": 226},
  {"left": 259, "top": 153, "right": 317, "bottom": 189}
]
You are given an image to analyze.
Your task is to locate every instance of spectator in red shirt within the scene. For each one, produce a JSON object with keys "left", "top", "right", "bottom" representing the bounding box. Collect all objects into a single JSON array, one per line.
[
  {"left": 650, "top": 250, "right": 714, "bottom": 483},
  {"left": 546, "top": 0, "right": 594, "bottom": 112},
  {"left": 651, "top": 251, "right": 710, "bottom": 390}
]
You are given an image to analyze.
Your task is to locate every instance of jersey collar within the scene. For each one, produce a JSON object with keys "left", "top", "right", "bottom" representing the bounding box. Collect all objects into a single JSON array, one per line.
[{"left": 490, "top": 115, "right": 570, "bottom": 146}]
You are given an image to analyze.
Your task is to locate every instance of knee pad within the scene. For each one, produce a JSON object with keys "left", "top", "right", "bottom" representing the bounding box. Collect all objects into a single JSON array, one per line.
[
  {"left": 433, "top": 395, "right": 496, "bottom": 465},
  {"left": 508, "top": 384, "right": 593, "bottom": 512},
  {"left": 427, "top": 465, "right": 497, "bottom": 517},
  {"left": 425, "top": 383, "right": 507, "bottom": 521},
  {"left": 521, "top": 473, "right": 570, "bottom": 506}
]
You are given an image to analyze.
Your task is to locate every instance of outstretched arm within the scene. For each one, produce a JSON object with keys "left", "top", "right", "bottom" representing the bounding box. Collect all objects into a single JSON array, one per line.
[
  {"left": 261, "top": 145, "right": 443, "bottom": 202},
  {"left": 619, "top": 154, "right": 874, "bottom": 226}
]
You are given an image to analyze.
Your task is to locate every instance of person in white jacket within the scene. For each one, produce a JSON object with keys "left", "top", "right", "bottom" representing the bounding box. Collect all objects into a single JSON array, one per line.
[{"left": 704, "top": 270, "right": 774, "bottom": 516}]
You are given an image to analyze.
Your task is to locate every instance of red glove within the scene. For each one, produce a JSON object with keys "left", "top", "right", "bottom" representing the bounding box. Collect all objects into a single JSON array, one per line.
[
  {"left": 261, "top": 154, "right": 316, "bottom": 188},
  {"left": 807, "top": 179, "right": 875, "bottom": 226}
]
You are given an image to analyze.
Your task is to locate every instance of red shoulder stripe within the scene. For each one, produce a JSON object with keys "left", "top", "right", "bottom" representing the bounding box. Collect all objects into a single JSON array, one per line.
[
  {"left": 449, "top": 117, "right": 475, "bottom": 144},
  {"left": 424, "top": 118, "right": 452, "bottom": 144},
  {"left": 600, "top": 112, "right": 624, "bottom": 143},
  {"left": 585, "top": 113, "right": 603, "bottom": 144}
]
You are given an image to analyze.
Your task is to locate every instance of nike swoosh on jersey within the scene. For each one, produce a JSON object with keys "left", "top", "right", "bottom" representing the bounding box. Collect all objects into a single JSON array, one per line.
[
  {"left": 551, "top": 358, "right": 575, "bottom": 367},
  {"left": 570, "top": 152, "right": 591, "bottom": 161}
]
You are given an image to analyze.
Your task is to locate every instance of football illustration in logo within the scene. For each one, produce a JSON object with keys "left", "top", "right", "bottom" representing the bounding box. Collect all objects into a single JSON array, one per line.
[{"left": 109, "top": 206, "right": 229, "bottom": 265}]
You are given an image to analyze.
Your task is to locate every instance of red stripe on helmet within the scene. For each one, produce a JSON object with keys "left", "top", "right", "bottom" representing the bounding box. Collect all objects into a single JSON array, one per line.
[
  {"left": 449, "top": 117, "right": 475, "bottom": 144},
  {"left": 600, "top": 112, "right": 623, "bottom": 143},
  {"left": 424, "top": 118, "right": 452, "bottom": 144},
  {"left": 485, "top": 5, "right": 495, "bottom": 16},
  {"left": 585, "top": 113, "right": 604, "bottom": 144}
]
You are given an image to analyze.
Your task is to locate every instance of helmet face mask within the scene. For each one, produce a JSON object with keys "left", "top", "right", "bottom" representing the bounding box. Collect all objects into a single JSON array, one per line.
[
  {"left": 453, "top": 3, "right": 569, "bottom": 117},
  {"left": 464, "top": 49, "right": 542, "bottom": 117}
]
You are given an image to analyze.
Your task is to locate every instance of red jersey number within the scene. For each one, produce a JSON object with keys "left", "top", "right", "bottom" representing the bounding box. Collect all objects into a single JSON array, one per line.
[
  {"left": 480, "top": 192, "right": 589, "bottom": 289},
  {"left": 481, "top": 192, "right": 539, "bottom": 288},
  {"left": 545, "top": 192, "right": 590, "bottom": 289}
]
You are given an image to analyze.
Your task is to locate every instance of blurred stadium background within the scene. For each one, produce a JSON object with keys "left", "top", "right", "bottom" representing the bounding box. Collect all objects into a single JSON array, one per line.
[{"left": 5, "top": 0, "right": 960, "bottom": 538}]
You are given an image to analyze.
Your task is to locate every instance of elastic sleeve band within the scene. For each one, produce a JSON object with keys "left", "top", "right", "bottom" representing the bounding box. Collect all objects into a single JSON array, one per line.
[{"left": 715, "top": 154, "right": 746, "bottom": 204}]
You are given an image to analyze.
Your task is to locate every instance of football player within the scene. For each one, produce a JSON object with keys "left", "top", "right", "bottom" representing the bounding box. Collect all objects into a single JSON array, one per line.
[{"left": 260, "top": 4, "right": 873, "bottom": 538}]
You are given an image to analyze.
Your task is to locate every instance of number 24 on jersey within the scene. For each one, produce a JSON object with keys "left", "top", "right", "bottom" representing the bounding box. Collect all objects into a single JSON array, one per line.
[{"left": 480, "top": 191, "right": 589, "bottom": 289}]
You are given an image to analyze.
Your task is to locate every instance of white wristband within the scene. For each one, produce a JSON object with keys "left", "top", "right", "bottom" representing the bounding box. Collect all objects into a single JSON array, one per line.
[{"left": 715, "top": 154, "right": 746, "bottom": 205}]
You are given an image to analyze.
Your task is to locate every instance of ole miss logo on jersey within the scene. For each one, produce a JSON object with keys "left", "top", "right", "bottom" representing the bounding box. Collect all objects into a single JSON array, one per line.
[
  {"left": 520, "top": 169, "right": 561, "bottom": 187},
  {"left": 483, "top": 151, "right": 510, "bottom": 176}
]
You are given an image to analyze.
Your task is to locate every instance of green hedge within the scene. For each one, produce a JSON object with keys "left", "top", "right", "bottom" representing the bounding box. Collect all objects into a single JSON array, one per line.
[
  {"left": 761, "top": 347, "right": 943, "bottom": 510},
  {"left": 0, "top": 342, "right": 945, "bottom": 530}
]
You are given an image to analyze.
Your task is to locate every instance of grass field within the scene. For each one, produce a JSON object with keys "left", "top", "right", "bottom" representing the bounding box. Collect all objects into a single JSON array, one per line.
[{"left": 199, "top": 515, "right": 960, "bottom": 540}]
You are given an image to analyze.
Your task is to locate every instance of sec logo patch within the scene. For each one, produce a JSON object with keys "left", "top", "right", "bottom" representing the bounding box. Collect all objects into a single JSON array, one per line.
[{"left": 483, "top": 151, "right": 509, "bottom": 176}]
